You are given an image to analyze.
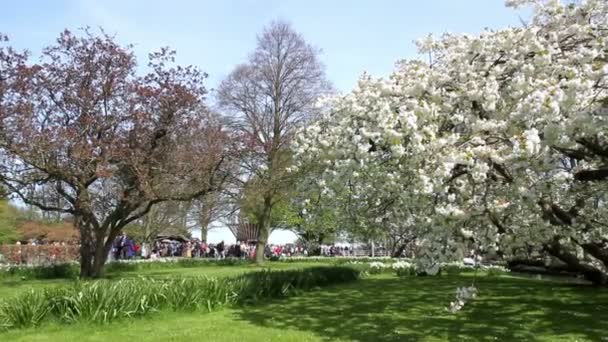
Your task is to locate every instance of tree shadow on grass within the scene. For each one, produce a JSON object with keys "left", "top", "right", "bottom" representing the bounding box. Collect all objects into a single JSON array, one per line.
[{"left": 233, "top": 275, "right": 608, "bottom": 341}]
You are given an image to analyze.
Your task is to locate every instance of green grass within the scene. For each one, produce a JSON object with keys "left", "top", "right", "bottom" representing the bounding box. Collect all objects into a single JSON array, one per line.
[
  {"left": 0, "top": 266, "right": 360, "bottom": 329},
  {"left": 1, "top": 272, "right": 606, "bottom": 341},
  {"left": 0, "top": 261, "right": 331, "bottom": 300}
]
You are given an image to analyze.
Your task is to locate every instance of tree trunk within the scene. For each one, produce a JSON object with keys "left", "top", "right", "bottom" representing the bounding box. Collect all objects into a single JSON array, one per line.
[
  {"left": 79, "top": 244, "right": 94, "bottom": 278},
  {"left": 545, "top": 239, "right": 608, "bottom": 286},
  {"left": 143, "top": 206, "right": 156, "bottom": 245},
  {"left": 200, "top": 224, "right": 209, "bottom": 243},
  {"left": 581, "top": 242, "right": 608, "bottom": 269},
  {"left": 77, "top": 217, "right": 118, "bottom": 279},
  {"left": 198, "top": 210, "right": 212, "bottom": 243},
  {"left": 254, "top": 196, "right": 273, "bottom": 264},
  {"left": 393, "top": 244, "right": 407, "bottom": 258},
  {"left": 255, "top": 225, "right": 269, "bottom": 263},
  {"left": 77, "top": 218, "right": 95, "bottom": 278}
]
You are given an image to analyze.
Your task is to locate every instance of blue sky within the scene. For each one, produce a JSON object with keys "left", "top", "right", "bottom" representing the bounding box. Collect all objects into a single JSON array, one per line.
[
  {"left": 4, "top": 0, "right": 530, "bottom": 93},
  {"left": 3, "top": 0, "right": 529, "bottom": 243}
]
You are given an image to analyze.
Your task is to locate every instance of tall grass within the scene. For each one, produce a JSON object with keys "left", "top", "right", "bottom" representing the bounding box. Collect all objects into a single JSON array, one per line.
[{"left": 0, "top": 266, "right": 360, "bottom": 330}]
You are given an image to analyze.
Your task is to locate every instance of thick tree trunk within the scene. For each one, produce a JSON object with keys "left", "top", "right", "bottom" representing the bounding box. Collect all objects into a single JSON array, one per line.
[
  {"left": 80, "top": 242, "right": 107, "bottom": 278},
  {"left": 536, "top": 201, "right": 608, "bottom": 285},
  {"left": 77, "top": 218, "right": 119, "bottom": 279},
  {"left": 77, "top": 218, "right": 96, "bottom": 278},
  {"left": 79, "top": 245, "right": 94, "bottom": 278},
  {"left": 545, "top": 239, "right": 608, "bottom": 286},
  {"left": 89, "top": 242, "right": 110, "bottom": 278},
  {"left": 581, "top": 242, "right": 608, "bottom": 269}
]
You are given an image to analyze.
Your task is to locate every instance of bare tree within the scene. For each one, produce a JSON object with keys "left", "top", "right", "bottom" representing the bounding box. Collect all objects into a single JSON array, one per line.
[
  {"left": 0, "top": 30, "right": 233, "bottom": 277},
  {"left": 217, "top": 21, "right": 331, "bottom": 262},
  {"left": 137, "top": 201, "right": 192, "bottom": 244},
  {"left": 190, "top": 191, "right": 225, "bottom": 242}
]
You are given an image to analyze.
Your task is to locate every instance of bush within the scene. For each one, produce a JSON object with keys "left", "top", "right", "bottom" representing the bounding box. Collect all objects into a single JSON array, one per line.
[
  {"left": 368, "top": 261, "right": 391, "bottom": 274},
  {"left": 483, "top": 265, "right": 510, "bottom": 277},
  {"left": 231, "top": 266, "right": 360, "bottom": 304},
  {"left": 0, "top": 266, "right": 361, "bottom": 330},
  {"left": 0, "top": 245, "right": 79, "bottom": 265},
  {"left": 392, "top": 261, "right": 415, "bottom": 277}
]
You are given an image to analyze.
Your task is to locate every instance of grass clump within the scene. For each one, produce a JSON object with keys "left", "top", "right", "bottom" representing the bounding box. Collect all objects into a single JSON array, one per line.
[{"left": 0, "top": 266, "right": 360, "bottom": 330}]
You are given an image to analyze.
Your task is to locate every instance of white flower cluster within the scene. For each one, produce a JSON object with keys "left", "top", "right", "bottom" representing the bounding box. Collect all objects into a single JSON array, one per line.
[
  {"left": 480, "top": 265, "right": 510, "bottom": 274},
  {"left": 391, "top": 260, "right": 413, "bottom": 270},
  {"left": 368, "top": 261, "right": 390, "bottom": 274},
  {"left": 294, "top": 0, "right": 608, "bottom": 280},
  {"left": 447, "top": 286, "right": 478, "bottom": 313}
]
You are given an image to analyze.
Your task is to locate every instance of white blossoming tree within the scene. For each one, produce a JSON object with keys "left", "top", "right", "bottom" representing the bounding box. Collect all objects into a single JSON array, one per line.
[{"left": 295, "top": 0, "right": 608, "bottom": 284}]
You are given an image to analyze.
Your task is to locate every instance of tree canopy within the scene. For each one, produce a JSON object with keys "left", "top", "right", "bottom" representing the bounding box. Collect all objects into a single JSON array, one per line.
[
  {"left": 0, "top": 30, "right": 233, "bottom": 277},
  {"left": 294, "top": 0, "right": 608, "bottom": 283}
]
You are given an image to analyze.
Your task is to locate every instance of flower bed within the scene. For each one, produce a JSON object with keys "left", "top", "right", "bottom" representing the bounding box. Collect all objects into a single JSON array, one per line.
[
  {"left": 0, "top": 245, "right": 79, "bottom": 265},
  {"left": 275, "top": 255, "right": 407, "bottom": 264},
  {"left": 355, "top": 260, "right": 510, "bottom": 277}
]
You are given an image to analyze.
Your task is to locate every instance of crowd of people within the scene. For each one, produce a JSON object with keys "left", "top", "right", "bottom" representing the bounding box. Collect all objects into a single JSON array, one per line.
[
  {"left": 319, "top": 245, "right": 353, "bottom": 257},
  {"left": 149, "top": 239, "right": 257, "bottom": 259},
  {"left": 267, "top": 244, "right": 308, "bottom": 257},
  {"left": 110, "top": 232, "right": 140, "bottom": 260},
  {"left": 108, "top": 232, "right": 363, "bottom": 261}
]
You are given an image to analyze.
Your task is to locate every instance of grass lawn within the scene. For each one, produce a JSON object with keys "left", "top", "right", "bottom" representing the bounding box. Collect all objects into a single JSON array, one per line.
[
  {"left": 1, "top": 272, "right": 606, "bottom": 341},
  {"left": 0, "top": 261, "right": 330, "bottom": 299}
]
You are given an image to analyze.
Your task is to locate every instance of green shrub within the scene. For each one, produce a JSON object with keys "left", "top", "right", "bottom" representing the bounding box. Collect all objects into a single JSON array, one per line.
[
  {"left": 0, "top": 290, "right": 51, "bottom": 329},
  {"left": 0, "top": 266, "right": 360, "bottom": 330},
  {"left": 392, "top": 261, "right": 415, "bottom": 277},
  {"left": 231, "top": 266, "right": 360, "bottom": 304},
  {"left": 484, "top": 265, "right": 510, "bottom": 277}
]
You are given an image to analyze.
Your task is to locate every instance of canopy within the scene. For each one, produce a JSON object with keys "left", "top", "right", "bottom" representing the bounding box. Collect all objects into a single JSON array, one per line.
[{"left": 155, "top": 235, "right": 188, "bottom": 242}]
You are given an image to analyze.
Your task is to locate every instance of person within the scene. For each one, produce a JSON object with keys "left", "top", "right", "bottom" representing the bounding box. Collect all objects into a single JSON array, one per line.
[
  {"left": 201, "top": 241, "right": 208, "bottom": 258},
  {"left": 234, "top": 241, "right": 242, "bottom": 258},
  {"left": 192, "top": 240, "right": 201, "bottom": 258},
  {"left": 117, "top": 232, "right": 128, "bottom": 259},
  {"left": 125, "top": 238, "right": 135, "bottom": 259},
  {"left": 217, "top": 241, "right": 225, "bottom": 259},
  {"left": 150, "top": 249, "right": 159, "bottom": 259},
  {"left": 240, "top": 241, "right": 247, "bottom": 259},
  {"left": 185, "top": 241, "right": 192, "bottom": 258}
]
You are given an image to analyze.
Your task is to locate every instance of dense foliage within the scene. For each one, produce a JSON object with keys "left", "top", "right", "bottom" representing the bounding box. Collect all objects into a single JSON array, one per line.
[
  {"left": 295, "top": 0, "right": 608, "bottom": 283},
  {"left": 0, "top": 201, "right": 19, "bottom": 244},
  {"left": 0, "top": 30, "right": 233, "bottom": 277}
]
